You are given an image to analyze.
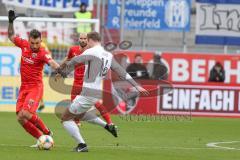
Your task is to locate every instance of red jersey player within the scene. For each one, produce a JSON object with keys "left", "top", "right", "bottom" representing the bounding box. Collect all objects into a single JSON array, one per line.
[
  {"left": 8, "top": 10, "right": 60, "bottom": 144},
  {"left": 61, "top": 33, "right": 117, "bottom": 137}
]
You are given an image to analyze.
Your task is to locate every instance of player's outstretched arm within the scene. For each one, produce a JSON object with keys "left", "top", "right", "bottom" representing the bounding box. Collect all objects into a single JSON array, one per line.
[
  {"left": 111, "top": 58, "right": 149, "bottom": 96},
  {"left": 49, "top": 60, "right": 62, "bottom": 81},
  {"left": 8, "top": 10, "right": 17, "bottom": 43},
  {"left": 67, "top": 54, "right": 90, "bottom": 67},
  {"left": 49, "top": 59, "right": 60, "bottom": 70},
  {"left": 56, "top": 54, "right": 91, "bottom": 77}
]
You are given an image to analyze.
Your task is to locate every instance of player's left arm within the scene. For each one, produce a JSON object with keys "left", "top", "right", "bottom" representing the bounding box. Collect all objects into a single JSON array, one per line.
[
  {"left": 42, "top": 53, "right": 60, "bottom": 69},
  {"left": 48, "top": 58, "right": 62, "bottom": 81},
  {"left": 111, "top": 58, "right": 149, "bottom": 96},
  {"left": 8, "top": 10, "right": 17, "bottom": 43},
  {"left": 48, "top": 59, "right": 60, "bottom": 70}
]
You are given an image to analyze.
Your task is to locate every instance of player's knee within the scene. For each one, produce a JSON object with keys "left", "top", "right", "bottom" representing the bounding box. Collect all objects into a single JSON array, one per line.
[
  {"left": 16, "top": 111, "right": 25, "bottom": 123},
  {"left": 21, "top": 109, "right": 32, "bottom": 119},
  {"left": 61, "top": 107, "right": 72, "bottom": 122}
]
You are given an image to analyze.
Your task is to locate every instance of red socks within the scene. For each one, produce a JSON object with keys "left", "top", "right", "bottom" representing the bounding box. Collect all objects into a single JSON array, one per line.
[
  {"left": 22, "top": 121, "right": 42, "bottom": 139},
  {"left": 29, "top": 114, "right": 50, "bottom": 135},
  {"left": 95, "top": 101, "right": 112, "bottom": 124}
]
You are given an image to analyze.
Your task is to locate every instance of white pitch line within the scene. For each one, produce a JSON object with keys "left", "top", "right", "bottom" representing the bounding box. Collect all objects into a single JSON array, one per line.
[
  {"left": 0, "top": 143, "right": 235, "bottom": 150},
  {"left": 206, "top": 141, "right": 240, "bottom": 150}
]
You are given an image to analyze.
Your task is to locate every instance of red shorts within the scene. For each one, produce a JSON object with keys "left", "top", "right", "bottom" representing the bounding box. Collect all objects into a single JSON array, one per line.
[
  {"left": 71, "top": 83, "right": 82, "bottom": 101},
  {"left": 16, "top": 84, "right": 43, "bottom": 113}
]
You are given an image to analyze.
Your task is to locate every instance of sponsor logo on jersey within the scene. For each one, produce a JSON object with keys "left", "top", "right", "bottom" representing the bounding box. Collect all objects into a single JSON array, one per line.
[{"left": 22, "top": 56, "right": 34, "bottom": 64}]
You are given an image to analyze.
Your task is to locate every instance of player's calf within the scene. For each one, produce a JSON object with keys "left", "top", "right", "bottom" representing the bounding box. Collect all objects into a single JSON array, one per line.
[
  {"left": 29, "top": 114, "right": 51, "bottom": 135},
  {"left": 95, "top": 100, "right": 113, "bottom": 124},
  {"left": 16, "top": 110, "right": 43, "bottom": 139}
]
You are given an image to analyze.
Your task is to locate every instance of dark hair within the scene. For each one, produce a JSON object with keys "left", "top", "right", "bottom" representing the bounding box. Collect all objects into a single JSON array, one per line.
[
  {"left": 87, "top": 31, "right": 101, "bottom": 42},
  {"left": 154, "top": 54, "right": 161, "bottom": 62},
  {"left": 215, "top": 62, "right": 223, "bottom": 69},
  {"left": 80, "top": 2, "right": 87, "bottom": 8},
  {"left": 29, "top": 29, "right": 41, "bottom": 39},
  {"left": 135, "top": 53, "right": 142, "bottom": 58}
]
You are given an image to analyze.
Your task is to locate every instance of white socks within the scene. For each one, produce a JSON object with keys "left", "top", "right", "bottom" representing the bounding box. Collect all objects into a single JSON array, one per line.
[
  {"left": 82, "top": 112, "right": 107, "bottom": 127},
  {"left": 87, "top": 117, "right": 107, "bottom": 127},
  {"left": 63, "top": 121, "right": 85, "bottom": 144},
  {"left": 62, "top": 112, "right": 108, "bottom": 145}
]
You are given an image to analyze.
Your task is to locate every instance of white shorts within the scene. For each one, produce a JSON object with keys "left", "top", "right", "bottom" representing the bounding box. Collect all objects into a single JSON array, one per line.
[{"left": 69, "top": 95, "right": 98, "bottom": 115}]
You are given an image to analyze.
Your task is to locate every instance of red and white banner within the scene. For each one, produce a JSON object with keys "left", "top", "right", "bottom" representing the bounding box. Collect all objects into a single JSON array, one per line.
[
  {"left": 105, "top": 51, "right": 240, "bottom": 118},
  {"left": 105, "top": 82, "right": 240, "bottom": 118},
  {"left": 162, "top": 52, "right": 240, "bottom": 84},
  {"left": 159, "top": 82, "right": 240, "bottom": 118},
  {"left": 113, "top": 51, "right": 240, "bottom": 84}
]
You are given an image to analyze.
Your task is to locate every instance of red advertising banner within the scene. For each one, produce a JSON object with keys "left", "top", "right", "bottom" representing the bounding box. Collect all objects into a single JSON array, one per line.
[
  {"left": 106, "top": 51, "right": 240, "bottom": 118},
  {"left": 114, "top": 51, "right": 240, "bottom": 84},
  {"left": 105, "top": 82, "right": 240, "bottom": 118},
  {"left": 159, "top": 82, "right": 240, "bottom": 118},
  {"left": 161, "top": 52, "right": 240, "bottom": 84}
]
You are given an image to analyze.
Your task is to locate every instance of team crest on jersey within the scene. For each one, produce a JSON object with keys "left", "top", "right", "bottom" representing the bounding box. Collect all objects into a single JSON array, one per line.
[{"left": 32, "top": 53, "right": 37, "bottom": 58}]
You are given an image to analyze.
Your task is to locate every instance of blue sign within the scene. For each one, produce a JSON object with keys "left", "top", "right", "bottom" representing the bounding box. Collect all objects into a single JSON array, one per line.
[
  {"left": 196, "top": 0, "right": 240, "bottom": 46},
  {"left": 107, "top": 0, "right": 191, "bottom": 31}
]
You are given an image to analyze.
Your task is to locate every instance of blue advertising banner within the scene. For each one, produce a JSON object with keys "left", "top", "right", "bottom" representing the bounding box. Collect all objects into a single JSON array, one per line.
[
  {"left": 107, "top": 0, "right": 191, "bottom": 31},
  {"left": 196, "top": 0, "right": 240, "bottom": 45},
  {"left": 0, "top": 47, "right": 21, "bottom": 76}
]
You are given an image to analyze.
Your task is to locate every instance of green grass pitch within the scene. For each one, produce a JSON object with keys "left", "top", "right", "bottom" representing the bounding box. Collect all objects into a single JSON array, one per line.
[{"left": 0, "top": 112, "right": 240, "bottom": 160}]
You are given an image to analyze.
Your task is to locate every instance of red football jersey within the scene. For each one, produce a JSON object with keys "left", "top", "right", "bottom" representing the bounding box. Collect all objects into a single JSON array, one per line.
[
  {"left": 67, "top": 46, "right": 85, "bottom": 85},
  {"left": 14, "top": 36, "right": 52, "bottom": 85}
]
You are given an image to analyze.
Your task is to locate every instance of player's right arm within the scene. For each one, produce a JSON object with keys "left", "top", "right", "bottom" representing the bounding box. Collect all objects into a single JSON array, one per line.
[
  {"left": 57, "top": 49, "right": 93, "bottom": 77},
  {"left": 8, "top": 10, "right": 17, "bottom": 43}
]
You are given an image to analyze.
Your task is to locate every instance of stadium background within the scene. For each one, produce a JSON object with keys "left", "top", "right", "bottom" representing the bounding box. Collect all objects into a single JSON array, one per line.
[
  {"left": 1, "top": 0, "right": 240, "bottom": 117},
  {"left": 1, "top": 1, "right": 240, "bottom": 160}
]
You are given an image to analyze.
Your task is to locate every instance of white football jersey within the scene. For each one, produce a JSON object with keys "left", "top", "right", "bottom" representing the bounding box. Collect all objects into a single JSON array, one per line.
[
  {"left": 82, "top": 45, "right": 112, "bottom": 91},
  {"left": 67, "top": 44, "right": 139, "bottom": 99}
]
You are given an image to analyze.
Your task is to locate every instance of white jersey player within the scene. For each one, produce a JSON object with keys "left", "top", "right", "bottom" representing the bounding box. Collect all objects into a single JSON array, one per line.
[{"left": 58, "top": 31, "right": 148, "bottom": 152}]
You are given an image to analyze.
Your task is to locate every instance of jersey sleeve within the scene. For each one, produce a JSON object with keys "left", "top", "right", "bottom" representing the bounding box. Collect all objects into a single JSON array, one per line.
[
  {"left": 111, "top": 57, "right": 140, "bottom": 88},
  {"left": 42, "top": 52, "right": 53, "bottom": 64},
  {"left": 13, "top": 36, "right": 27, "bottom": 48}
]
